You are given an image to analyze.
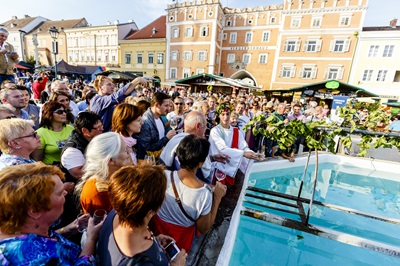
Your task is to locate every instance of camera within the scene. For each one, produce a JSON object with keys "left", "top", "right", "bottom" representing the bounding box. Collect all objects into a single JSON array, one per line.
[{"left": 164, "top": 241, "right": 180, "bottom": 261}]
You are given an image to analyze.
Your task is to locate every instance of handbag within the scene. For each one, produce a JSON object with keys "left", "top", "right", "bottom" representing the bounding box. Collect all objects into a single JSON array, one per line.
[{"left": 170, "top": 171, "right": 196, "bottom": 223}]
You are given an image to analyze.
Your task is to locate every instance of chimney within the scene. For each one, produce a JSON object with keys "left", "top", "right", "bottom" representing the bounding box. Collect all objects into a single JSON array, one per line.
[
  {"left": 390, "top": 18, "right": 398, "bottom": 28},
  {"left": 24, "top": 15, "right": 30, "bottom": 18},
  {"left": 12, "top": 16, "right": 18, "bottom": 20}
]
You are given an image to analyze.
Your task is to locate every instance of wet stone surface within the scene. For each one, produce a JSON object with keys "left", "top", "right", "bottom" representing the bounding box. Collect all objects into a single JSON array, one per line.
[{"left": 187, "top": 170, "right": 245, "bottom": 266}]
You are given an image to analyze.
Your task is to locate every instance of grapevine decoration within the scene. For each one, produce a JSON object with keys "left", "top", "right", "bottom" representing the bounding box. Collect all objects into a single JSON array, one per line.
[{"left": 244, "top": 102, "right": 400, "bottom": 157}]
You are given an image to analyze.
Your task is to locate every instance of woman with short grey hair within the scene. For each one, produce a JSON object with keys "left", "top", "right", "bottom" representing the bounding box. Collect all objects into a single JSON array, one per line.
[{"left": 74, "top": 132, "right": 132, "bottom": 216}]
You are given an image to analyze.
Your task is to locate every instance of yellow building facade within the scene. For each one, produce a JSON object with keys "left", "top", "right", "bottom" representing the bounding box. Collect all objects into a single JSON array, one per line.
[{"left": 165, "top": 0, "right": 369, "bottom": 91}]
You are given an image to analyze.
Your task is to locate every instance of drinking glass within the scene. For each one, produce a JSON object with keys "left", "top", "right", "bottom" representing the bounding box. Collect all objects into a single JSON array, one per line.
[
  {"left": 93, "top": 209, "right": 107, "bottom": 225},
  {"left": 144, "top": 155, "right": 156, "bottom": 165},
  {"left": 170, "top": 118, "right": 178, "bottom": 131},
  {"left": 77, "top": 213, "right": 89, "bottom": 233},
  {"left": 215, "top": 167, "right": 226, "bottom": 182}
]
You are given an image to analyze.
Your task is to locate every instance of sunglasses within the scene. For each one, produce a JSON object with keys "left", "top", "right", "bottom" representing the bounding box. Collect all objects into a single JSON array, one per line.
[
  {"left": 54, "top": 109, "right": 67, "bottom": 114},
  {"left": 5, "top": 114, "right": 17, "bottom": 119},
  {"left": 174, "top": 102, "right": 184, "bottom": 105},
  {"left": 186, "top": 102, "right": 194, "bottom": 105},
  {"left": 14, "top": 132, "right": 38, "bottom": 140}
]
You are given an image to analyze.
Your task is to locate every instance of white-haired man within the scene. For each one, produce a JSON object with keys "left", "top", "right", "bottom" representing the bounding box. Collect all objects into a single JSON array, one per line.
[{"left": 0, "top": 27, "right": 19, "bottom": 84}]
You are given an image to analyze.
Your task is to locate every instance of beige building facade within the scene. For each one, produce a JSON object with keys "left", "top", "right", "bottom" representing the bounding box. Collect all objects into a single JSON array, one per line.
[
  {"left": 64, "top": 21, "right": 138, "bottom": 68},
  {"left": 165, "top": 0, "right": 369, "bottom": 91},
  {"left": 349, "top": 20, "right": 400, "bottom": 100}
]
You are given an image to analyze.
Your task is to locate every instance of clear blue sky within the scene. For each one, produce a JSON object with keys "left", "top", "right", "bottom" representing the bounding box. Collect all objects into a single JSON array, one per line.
[{"left": 0, "top": 0, "right": 398, "bottom": 28}]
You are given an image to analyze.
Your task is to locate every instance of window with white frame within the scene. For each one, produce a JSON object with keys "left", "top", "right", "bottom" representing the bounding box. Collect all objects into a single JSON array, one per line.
[
  {"left": 196, "top": 68, "right": 204, "bottom": 74},
  {"left": 170, "top": 68, "right": 177, "bottom": 79},
  {"left": 259, "top": 54, "right": 268, "bottom": 64},
  {"left": 329, "top": 38, "right": 350, "bottom": 52},
  {"left": 183, "top": 68, "right": 190, "bottom": 78},
  {"left": 262, "top": 31, "right": 270, "bottom": 42},
  {"left": 137, "top": 54, "right": 142, "bottom": 64},
  {"left": 170, "top": 51, "right": 179, "bottom": 61},
  {"left": 227, "top": 53, "right": 235, "bottom": 63},
  {"left": 383, "top": 45, "right": 394, "bottom": 57},
  {"left": 324, "top": 66, "right": 344, "bottom": 80},
  {"left": 280, "top": 65, "right": 296, "bottom": 78},
  {"left": 311, "top": 17, "right": 322, "bottom": 28},
  {"left": 376, "top": 70, "right": 388, "bottom": 82},
  {"left": 200, "top": 25, "right": 208, "bottom": 37},
  {"left": 304, "top": 39, "right": 322, "bottom": 52},
  {"left": 223, "top": 33, "right": 227, "bottom": 40},
  {"left": 270, "top": 17, "right": 276, "bottom": 24},
  {"left": 148, "top": 53, "right": 154, "bottom": 64},
  {"left": 291, "top": 17, "right": 301, "bottom": 28},
  {"left": 362, "top": 69, "right": 374, "bottom": 81},
  {"left": 184, "top": 27, "right": 193, "bottom": 37},
  {"left": 226, "top": 20, "right": 232, "bottom": 26},
  {"left": 157, "top": 53, "right": 164, "bottom": 64},
  {"left": 243, "top": 54, "right": 251, "bottom": 64},
  {"left": 68, "top": 55, "right": 73, "bottom": 62},
  {"left": 172, "top": 27, "right": 179, "bottom": 38},
  {"left": 197, "top": 50, "right": 207, "bottom": 61},
  {"left": 183, "top": 50, "right": 192, "bottom": 61},
  {"left": 339, "top": 15, "right": 352, "bottom": 26},
  {"left": 368, "top": 45, "right": 379, "bottom": 57},
  {"left": 229, "top": 32, "right": 237, "bottom": 44},
  {"left": 245, "top": 32, "right": 253, "bottom": 43},
  {"left": 362, "top": 70, "right": 373, "bottom": 81},
  {"left": 300, "top": 65, "right": 317, "bottom": 79},
  {"left": 284, "top": 39, "right": 300, "bottom": 52}
]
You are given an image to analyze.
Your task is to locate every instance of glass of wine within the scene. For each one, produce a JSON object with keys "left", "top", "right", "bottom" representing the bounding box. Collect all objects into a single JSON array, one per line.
[
  {"left": 215, "top": 167, "right": 226, "bottom": 182},
  {"left": 170, "top": 117, "right": 178, "bottom": 131}
]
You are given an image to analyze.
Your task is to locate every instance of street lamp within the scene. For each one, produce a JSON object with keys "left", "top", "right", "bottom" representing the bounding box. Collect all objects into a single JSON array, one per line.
[{"left": 49, "top": 26, "right": 59, "bottom": 80}]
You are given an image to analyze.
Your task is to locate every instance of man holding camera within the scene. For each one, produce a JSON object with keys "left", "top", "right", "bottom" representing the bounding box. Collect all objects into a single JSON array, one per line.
[{"left": 0, "top": 27, "right": 19, "bottom": 85}]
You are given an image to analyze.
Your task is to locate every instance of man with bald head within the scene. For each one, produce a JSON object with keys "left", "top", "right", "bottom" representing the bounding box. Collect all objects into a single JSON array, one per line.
[{"left": 159, "top": 110, "right": 229, "bottom": 183}]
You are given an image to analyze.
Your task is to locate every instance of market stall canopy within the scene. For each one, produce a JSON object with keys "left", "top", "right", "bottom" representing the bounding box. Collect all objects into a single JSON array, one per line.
[
  {"left": 264, "top": 80, "right": 378, "bottom": 99},
  {"left": 175, "top": 73, "right": 259, "bottom": 90},
  {"left": 16, "top": 61, "right": 34, "bottom": 70},
  {"left": 53, "top": 60, "right": 87, "bottom": 75},
  {"left": 96, "top": 70, "right": 138, "bottom": 81}
]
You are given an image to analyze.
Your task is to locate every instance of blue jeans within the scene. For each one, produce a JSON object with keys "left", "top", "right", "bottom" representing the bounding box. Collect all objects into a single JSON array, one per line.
[{"left": 0, "top": 74, "right": 15, "bottom": 85}]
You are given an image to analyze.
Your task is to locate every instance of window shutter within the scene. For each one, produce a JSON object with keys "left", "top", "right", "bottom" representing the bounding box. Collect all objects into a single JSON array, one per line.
[
  {"left": 338, "top": 68, "right": 344, "bottom": 80},
  {"left": 291, "top": 66, "right": 296, "bottom": 78},
  {"left": 316, "top": 40, "right": 322, "bottom": 52},
  {"left": 329, "top": 40, "right": 335, "bottom": 52},
  {"left": 283, "top": 41, "right": 288, "bottom": 52},
  {"left": 344, "top": 39, "right": 350, "bottom": 52},
  {"left": 303, "top": 41, "right": 308, "bottom": 52},
  {"left": 205, "top": 51, "right": 208, "bottom": 60},
  {"left": 324, "top": 69, "right": 329, "bottom": 79},
  {"left": 279, "top": 68, "right": 283, "bottom": 77},
  {"left": 295, "top": 40, "right": 301, "bottom": 52},
  {"left": 311, "top": 68, "right": 317, "bottom": 79},
  {"left": 299, "top": 68, "right": 304, "bottom": 78}
]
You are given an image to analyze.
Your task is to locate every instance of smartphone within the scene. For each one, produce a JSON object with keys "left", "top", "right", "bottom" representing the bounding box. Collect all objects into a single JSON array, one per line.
[{"left": 164, "top": 241, "right": 180, "bottom": 261}]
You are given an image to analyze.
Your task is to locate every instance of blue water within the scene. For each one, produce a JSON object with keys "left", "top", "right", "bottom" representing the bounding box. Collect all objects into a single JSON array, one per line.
[{"left": 229, "top": 162, "right": 400, "bottom": 265}]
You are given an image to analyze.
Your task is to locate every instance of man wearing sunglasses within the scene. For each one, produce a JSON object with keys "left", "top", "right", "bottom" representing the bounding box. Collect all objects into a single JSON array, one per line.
[{"left": 166, "top": 96, "right": 185, "bottom": 130}]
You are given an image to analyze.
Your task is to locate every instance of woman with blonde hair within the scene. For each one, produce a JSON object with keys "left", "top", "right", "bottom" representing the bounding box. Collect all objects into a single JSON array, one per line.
[
  {"left": 90, "top": 75, "right": 148, "bottom": 132},
  {"left": 75, "top": 132, "right": 132, "bottom": 216},
  {"left": 0, "top": 118, "right": 41, "bottom": 170}
]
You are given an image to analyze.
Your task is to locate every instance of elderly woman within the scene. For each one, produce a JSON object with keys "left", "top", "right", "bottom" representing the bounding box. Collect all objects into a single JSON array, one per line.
[
  {"left": 0, "top": 118, "right": 40, "bottom": 170},
  {"left": 112, "top": 103, "right": 143, "bottom": 165},
  {"left": 209, "top": 103, "right": 260, "bottom": 185},
  {"left": 153, "top": 134, "right": 227, "bottom": 253},
  {"left": 0, "top": 103, "right": 15, "bottom": 120},
  {"left": 97, "top": 162, "right": 187, "bottom": 265},
  {"left": 75, "top": 132, "right": 132, "bottom": 216},
  {"left": 31, "top": 101, "right": 74, "bottom": 165},
  {"left": 0, "top": 163, "right": 103, "bottom": 265}
]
